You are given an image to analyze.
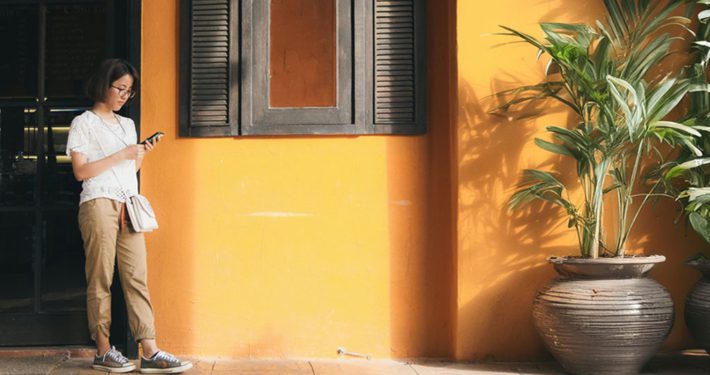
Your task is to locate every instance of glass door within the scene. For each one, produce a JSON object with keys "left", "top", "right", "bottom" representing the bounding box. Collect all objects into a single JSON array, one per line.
[{"left": 0, "top": 0, "right": 136, "bottom": 347}]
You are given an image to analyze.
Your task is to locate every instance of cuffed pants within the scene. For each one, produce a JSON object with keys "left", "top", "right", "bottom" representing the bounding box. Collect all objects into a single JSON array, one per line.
[{"left": 78, "top": 198, "right": 156, "bottom": 342}]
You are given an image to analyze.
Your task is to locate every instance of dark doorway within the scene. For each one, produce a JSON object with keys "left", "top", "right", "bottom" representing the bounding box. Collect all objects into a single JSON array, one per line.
[{"left": 0, "top": 0, "right": 140, "bottom": 355}]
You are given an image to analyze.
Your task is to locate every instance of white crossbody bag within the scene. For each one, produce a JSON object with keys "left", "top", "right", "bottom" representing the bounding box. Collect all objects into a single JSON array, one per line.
[
  {"left": 121, "top": 193, "right": 158, "bottom": 232},
  {"left": 90, "top": 113, "right": 159, "bottom": 232}
]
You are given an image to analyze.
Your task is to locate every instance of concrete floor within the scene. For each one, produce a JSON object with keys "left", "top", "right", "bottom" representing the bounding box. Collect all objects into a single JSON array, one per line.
[{"left": 0, "top": 350, "right": 709, "bottom": 375}]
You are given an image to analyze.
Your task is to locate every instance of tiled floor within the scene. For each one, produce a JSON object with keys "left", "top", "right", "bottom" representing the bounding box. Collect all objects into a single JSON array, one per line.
[{"left": 0, "top": 351, "right": 708, "bottom": 374}]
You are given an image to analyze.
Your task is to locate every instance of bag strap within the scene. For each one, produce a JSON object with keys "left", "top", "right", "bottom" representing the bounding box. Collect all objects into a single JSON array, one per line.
[{"left": 86, "top": 111, "right": 135, "bottom": 199}]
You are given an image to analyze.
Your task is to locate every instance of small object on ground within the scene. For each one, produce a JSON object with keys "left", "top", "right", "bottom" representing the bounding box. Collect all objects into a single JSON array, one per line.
[{"left": 337, "top": 347, "right": 372, "bottom": 360}]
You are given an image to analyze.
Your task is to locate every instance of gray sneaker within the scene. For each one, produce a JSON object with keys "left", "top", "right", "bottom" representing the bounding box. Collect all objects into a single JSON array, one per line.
[
  {"left": 92, "top": 346, "right": 136, "bottom": 373},
  {"left": 140, "top": 350, "right": 193, "bottom": 373}
]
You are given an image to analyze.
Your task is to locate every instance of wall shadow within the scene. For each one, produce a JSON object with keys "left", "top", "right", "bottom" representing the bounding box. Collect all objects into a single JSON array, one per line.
[
  {"left": 452, "top": 0, "right": 710, "bottom": 361},
  {"left": 456, "top": 72, "right": 578, "bottom": 360},
  {"left": 387, "top": 0, "right": 457, "bottom": 360}
]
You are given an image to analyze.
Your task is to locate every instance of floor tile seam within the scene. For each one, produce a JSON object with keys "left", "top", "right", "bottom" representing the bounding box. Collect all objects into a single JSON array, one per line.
[
  {"left": 45, "top": 352, "right": 69, "bottom": 375},
  {"left": 407, "top": 362, "right": 422, "bottom": 375}
]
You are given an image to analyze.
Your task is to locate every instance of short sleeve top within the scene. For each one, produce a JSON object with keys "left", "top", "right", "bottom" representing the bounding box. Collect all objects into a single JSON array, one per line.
[{"left": 65, "top": 110, "right": 138, "bottom": 205}]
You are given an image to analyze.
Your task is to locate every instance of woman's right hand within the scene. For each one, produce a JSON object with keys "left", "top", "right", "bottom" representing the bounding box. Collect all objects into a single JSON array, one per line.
[
  {"left": 70, "top": 143, "right": 145, "bottom": 181},
  {"left": 120, "top": 144, "right": 146, "bottom": 160}
]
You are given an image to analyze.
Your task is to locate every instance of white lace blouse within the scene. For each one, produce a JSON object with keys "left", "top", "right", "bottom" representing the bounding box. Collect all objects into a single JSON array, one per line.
[{"left": 65, "top": 110, "right": 139, "bottom": 205}]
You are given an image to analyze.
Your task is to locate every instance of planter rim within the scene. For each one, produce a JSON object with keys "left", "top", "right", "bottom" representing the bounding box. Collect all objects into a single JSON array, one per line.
[
  {"left": 687, "top": 257, "right": 710, "bottom": 266},
  {"left": 548, "top": 255, "right": 666, "bottom": 265},
  {"left": 686, "top": 258, "right": 710, "bottom": 277}
]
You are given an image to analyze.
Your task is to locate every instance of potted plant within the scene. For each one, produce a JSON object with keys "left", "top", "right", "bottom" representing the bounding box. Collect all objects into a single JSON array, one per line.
[
  {"left": 661, "top": 1, "right": 710, "bottom": 356},
  {"left": 497, "top": 1, "right": 700, "bottom": 374}
]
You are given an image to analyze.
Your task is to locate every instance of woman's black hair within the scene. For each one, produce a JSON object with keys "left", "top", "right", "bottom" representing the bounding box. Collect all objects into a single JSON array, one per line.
[{"left": 85, "top": 58, "right": 140, "bottom": 102}]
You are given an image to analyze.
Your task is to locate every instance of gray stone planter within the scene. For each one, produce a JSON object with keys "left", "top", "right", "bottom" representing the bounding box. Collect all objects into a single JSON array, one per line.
[
  {"left": 533, "top": 255, "right": 674, "bottom": 375},
  {"left": 685, "top": 258, "right": 710, "bottom": 354}
]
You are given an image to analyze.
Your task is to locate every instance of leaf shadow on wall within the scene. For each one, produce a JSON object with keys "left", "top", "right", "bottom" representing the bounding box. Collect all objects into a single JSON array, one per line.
[
  {"left": 456, "top": 76, "right": 583, "bottom": 360},
  {"left": 520, "top": 0, "right": 704, "bottom": 354},
  {"left": 451, "top": 0, "right": 710, "bottom": 361}
]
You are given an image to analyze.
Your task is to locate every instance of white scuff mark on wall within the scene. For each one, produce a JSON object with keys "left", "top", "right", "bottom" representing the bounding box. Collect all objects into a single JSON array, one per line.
[
  {"left": 392, "top": 200, "right": 412, "bottom": 206},
  {"left": 245, "top": 212, "right": 313, "bottom": 217}
]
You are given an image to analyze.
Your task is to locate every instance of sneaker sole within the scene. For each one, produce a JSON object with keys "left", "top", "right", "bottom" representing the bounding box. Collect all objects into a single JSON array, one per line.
[
  {"left": 140, "top": 362, "right": 193, "bottom": 374},
  {"left": 92, "top": 364, "right": 137, "bottom": 373}
]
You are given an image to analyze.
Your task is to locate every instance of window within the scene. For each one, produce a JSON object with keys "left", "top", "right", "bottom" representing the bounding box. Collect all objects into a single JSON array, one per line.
[{"left": 179, "top": 0, "right": 426, "bottom": 136}]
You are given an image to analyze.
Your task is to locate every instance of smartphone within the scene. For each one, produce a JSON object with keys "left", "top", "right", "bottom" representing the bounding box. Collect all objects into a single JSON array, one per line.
[{"left": 141, "top": 131, "right": 164, "bottom": 145}]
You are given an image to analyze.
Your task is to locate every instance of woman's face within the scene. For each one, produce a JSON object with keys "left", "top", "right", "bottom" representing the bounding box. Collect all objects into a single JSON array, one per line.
[{"left": 104, "top": 74, "right": 135, "bottom": 111}]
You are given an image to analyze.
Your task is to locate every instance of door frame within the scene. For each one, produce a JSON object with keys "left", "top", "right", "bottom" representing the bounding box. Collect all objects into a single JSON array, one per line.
[{"left": 0, "top": 0, "right": 141, "bottom": 358}]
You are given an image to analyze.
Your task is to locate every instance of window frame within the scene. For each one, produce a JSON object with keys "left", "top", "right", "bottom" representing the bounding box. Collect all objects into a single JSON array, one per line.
[
  {"left": 179, "top": 0, "right": 426, "bottom": 137},
  {"left": 241, "top": 0, "right": 353, "bottom": 135}
]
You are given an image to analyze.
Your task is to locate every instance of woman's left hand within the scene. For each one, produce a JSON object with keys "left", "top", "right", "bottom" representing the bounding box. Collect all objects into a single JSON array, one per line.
[
  {"left": 144, "top": 137, "right": 160, "bottom": 152},
  {"left": 136, "top": 138, "right": 158, "bottom": 170}
]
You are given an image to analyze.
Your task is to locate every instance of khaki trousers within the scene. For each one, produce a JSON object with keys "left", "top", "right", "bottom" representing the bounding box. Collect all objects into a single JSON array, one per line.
[{"left": 78, "top": 198, "right": 156, "bottom": 342}]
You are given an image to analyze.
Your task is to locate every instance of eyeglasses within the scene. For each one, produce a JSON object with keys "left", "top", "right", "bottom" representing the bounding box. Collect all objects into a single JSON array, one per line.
[{"left": 110, "top": 85, "right": 136, "bottom": 99}]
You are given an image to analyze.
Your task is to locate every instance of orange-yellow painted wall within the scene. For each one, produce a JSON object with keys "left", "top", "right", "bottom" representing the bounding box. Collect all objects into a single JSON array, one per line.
[
  {"left": 138, "top": 0, "right": 703, "bottom": 361},
  {"left": 138, "top": 0, "right": 456, "bottom": 359},
  {"left": 456, "top": 0, "right": 704, "bottom": 361}
]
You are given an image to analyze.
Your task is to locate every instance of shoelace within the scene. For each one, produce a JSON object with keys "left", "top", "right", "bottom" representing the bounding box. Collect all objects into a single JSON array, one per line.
[
  {"left": 154, "top": 351, "right": 179, "bottom": 364},
  {"left": 103, "top": 346, "right": 129, "bottom": 364}
]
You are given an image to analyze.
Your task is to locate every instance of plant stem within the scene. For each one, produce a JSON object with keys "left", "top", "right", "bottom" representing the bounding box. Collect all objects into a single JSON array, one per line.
[
  {"left": 615, "top": 142, "right": 645, "bottom": 255},
  {"left": 591, "top": 159, "right": 611, "bottom": 259},
  {"left": 618, "top": 178, "right": 664, "bottom": 256}
]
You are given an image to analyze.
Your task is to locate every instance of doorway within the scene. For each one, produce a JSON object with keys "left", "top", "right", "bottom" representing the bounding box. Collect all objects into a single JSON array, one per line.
[{"left": 0, "top": 0, "right": 140, "bottom": 354}]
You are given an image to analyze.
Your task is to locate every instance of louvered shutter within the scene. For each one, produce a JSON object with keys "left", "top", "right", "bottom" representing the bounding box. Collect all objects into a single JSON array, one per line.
[
  {"left": 180, "top": 0, "right": 238, "bottom": 136},
  {"left": 372, "top": 0, "right": 425, "bottom": 133}
]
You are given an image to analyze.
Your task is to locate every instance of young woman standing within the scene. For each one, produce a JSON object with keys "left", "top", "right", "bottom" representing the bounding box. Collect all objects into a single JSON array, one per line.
[{"left": 66, "top": 58, "right": 191, "bottom": 373}]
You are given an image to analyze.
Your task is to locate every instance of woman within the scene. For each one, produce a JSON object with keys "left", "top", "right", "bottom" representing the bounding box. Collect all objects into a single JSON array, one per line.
[{"left": 66, "top": 58, "right": 191, "bottom": 373}]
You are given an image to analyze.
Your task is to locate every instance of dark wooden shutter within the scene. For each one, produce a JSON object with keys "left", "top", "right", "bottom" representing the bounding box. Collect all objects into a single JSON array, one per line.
[
  {"left": 372, "top": 0, "right": 425, "bottom": 133},
  {"left": 180, "top": 0, "right": 238, "bottom": 136}
]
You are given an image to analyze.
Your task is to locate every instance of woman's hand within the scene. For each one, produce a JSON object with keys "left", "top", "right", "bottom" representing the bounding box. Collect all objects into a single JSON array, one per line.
[
  {"left": 143, "top": 137, "right": 160, "bottom": 152},
  {"left": 70, "top": 132, "right": 159, "bottom": 181},
  {"left": 136, "top": 137, "right": 160, "bottom": 170},
  {"left": 70, "top": 145, "right": 142, "bottom": 181},
  {"left": 120, "top": 144, "right": 146, "bottom": 160}
]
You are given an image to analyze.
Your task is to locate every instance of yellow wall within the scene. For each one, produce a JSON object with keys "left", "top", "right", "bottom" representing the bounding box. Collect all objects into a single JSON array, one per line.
[
  {"left": 139, "top": 0, "right": 456, "bottom": 358},
  {"left": 456, "top": 0, "right": 704, "bottom": 361},
  {"left": 139, "top": 0, "right": 703, "bottom": 361}
]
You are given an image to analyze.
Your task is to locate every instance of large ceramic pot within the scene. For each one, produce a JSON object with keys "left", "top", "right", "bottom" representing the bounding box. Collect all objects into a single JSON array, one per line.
[
  {"left": 532, "top": 255, "right": 674, "bottom": 375},
  {"left": 685, "top": 258, "right": 710, "bottom": 354}
]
